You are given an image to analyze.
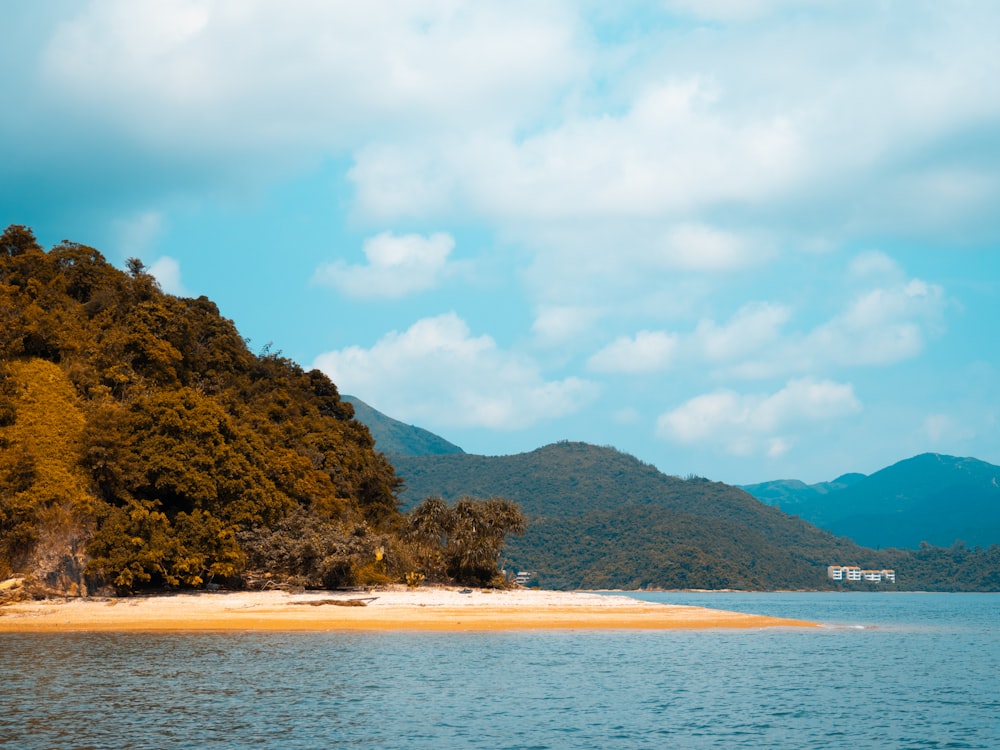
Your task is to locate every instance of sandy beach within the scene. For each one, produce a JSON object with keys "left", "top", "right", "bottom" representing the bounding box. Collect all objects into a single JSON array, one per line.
[{"left": 0, "top": 586, "right": 818, "bottom": 632}]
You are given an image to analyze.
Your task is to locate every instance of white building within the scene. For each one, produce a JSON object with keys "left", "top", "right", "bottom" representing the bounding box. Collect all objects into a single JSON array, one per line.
[{"left": 828, "top": 565, "right": 895, "bottom": 583}]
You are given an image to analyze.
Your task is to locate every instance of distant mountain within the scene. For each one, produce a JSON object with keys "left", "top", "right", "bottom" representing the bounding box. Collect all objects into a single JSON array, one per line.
[
  {"left": 389, "top": 441, "right": 1000, "bottom": 591},
  {"left": 391, "top": 442, "right": 871, "bottom": 590},
  {"left": 343, "top": 395, "right": 465, "bottom": 457},
  {"left": 743, "top": 454, "right": 1000, "bottom": 549},
  {"left": 742, "top": 473, "right": 866, "bottom": 511}
]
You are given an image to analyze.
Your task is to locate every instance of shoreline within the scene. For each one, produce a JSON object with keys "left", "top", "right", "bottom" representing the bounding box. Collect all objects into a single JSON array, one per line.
[{"left": 0, "top": 586, "right": 820, "bottom": 632}]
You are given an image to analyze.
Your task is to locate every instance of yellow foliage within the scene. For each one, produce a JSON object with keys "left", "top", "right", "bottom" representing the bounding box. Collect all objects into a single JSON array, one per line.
[
  {"left": 1, "top": 359, "right": 93, "bottom": 513},
  {"left": 354, "top": 560, "right": 391, "bottom": 587},
  {"left": 405, "top": 571, "right": 425, "bottom": 588}
]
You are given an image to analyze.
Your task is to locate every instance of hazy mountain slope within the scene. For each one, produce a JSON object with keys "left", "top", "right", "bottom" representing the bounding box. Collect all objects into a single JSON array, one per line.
[
  {"left": 744, "top": 454, "right": 1000, "bottom": 549},
  {"left": 343, "top": 395, "right": 464, "bottom": 456},
  {"left": 740, "top": 473, "right": 866, "bottom": 515}
]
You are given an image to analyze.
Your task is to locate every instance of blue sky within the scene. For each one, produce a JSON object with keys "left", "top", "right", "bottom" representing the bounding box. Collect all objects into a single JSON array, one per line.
[{"left": 3, "top": 1, "right": 999, "bottom": 484}]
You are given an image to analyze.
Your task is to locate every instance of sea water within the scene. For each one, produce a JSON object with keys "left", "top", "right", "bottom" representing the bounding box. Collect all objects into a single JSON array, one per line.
[{"left": 1, "top": 592, "right": 997, "bottom": 749}]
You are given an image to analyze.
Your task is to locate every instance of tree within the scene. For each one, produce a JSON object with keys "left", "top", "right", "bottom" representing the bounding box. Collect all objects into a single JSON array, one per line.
[
  {"left": 0, "top": 225, "right": 41, "bottom": 258},
  {"left": 407, "top": 496, "right": 526, "bottom": 587}
]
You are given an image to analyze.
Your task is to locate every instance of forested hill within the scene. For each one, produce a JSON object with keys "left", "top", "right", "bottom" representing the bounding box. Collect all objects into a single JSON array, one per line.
[
  {"left": 343, "top": 395, "right": 465, "bottom": 456},
  {"left": 393, "top": 442, "right": 866, "bottom": 589},
  {"left": 0, "top": 225, "right": 522, "bottom": 596},
  {"left": 392, "top": 442, "right": 1000, "bottom": 591}
]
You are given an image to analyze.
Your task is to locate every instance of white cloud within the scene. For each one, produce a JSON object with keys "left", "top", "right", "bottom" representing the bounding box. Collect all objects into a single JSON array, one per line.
[
  {"left": 691, "top": 255, "right": 946, "bottom": 378},
  {"left": 587, "top": 330, "right": 678, "bottom": 373},
  {"left": 313, "top": 231, "right": 455, "bottom": 299},
  {"left": 532, "top": 305, "right": 604, "bottom": 346},
  {"left": 345, "top": 2, "right": 1000, "bottom": 259},
  {"left": 39, "top": 1, "right": 582, "bottom": 156},
  {"left": 350, "top": 80, "right": 806, "bottom": 222},
  {"left": 112, "top": 210, "right": 163, "bottom": 261},
  {"left": 849, "top": 250, "right": 902, "bottom": 279},
  {"left": 805, "top": 277, "right": 944, "bottom": 367},
  {"left": 693, "top": 302, "right": 790, "bottom": 362},
  {"left": 664, "top": 0, "right": 832, "bottom": 23},
  {"left": 13, "top": 1, "right": 999, "bottom": 251},
  {"left": 658, "top": 224, "right": 764, "bottom": 272},
  {"left": 656, "top": 378, "right": 861, "bottom": 456},
  {"left": 497, "top": 221, "right": 785, "bottom": 345},
  {"left": 312, "top": 313, "right": 598, "bottom": 430},
  {"left": 147, "top": 256, "right": 186, "bottom": 296}
]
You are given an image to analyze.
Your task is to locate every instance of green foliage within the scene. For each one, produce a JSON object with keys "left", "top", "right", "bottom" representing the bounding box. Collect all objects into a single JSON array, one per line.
[
  {"left": 408, "top": 496, "right": 526, "bottom": 587},
  {"left": 394, "top": 442, "right": 1000, "bottom": 591},
  {"left": 343, "top": 394, "right": 466, "bottom": 457}
]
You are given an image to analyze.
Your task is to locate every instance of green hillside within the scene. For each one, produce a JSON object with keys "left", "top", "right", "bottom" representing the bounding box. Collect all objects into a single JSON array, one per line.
[
  {"left": 394, "top": 442, "right": 867, "bottom": 590},
  {"left": 343, "top": 395, "right": 465, "bottom": 456},
  {"left": 392, "top": 442, "right": 1000, "bottom": 591}
]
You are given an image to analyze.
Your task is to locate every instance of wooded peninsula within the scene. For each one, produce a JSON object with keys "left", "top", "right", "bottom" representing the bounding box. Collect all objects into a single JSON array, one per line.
[{"left": 0, "top": 225, "right": 522, "bottom": 597}]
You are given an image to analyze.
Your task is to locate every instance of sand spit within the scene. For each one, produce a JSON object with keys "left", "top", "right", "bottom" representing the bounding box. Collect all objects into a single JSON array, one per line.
[{"left": 0, "top": 586, "right": 819, "bottom": 632}]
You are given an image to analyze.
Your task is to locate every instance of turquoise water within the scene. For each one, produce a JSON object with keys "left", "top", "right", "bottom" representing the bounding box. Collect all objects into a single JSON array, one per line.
[{"left": 1, "top": 593, "right": 997, "bottom": 749}]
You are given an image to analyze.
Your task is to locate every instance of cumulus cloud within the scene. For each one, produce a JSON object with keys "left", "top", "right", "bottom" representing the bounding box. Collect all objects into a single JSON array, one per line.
[
  {"left": 8, "top": 1, "right": 998, "bottom": 249},
  {"left": 350, "top": 79, "right": 806, "bottom": 222},
  {"left": 532, "top": 305, "right": 604, "bottom": 346},
  {"left": 664, "top": 0, "right": 833, "bottom": 23},
  {"left": 656, "top": 378, "right": 861, "bottom": 456},
  {"left": 683, "top": 254, "right": 946, "bottom": 378},
  {"left": 849, "top": 250, "right": 903, "bottom": 279},
  {"left": 112, "top": 210, "right": 163, "bottom": 260},
  {"left": 147, "top": 256, "right": 186, "bottom": 296},
  {"left": 312, "top": 313, "right": 598, "bottom": 429},
  {"left": 657, "top": 224, "right": 765, "bottom": 272},
  {"left": 587, "top": 330, "right": 679, "bottom": 373},
  {"left": 313, "top": 231, "right": 455, "bottom": 298},
  {"left": 693, "top": 302, "right": 791, "bottom": 362},
  {"left": 38, "top": 1, "right": 582, "bottom": 155},
  {"left": 805, "top": 277, "right": 944, "bottom": 367},
  {"left": 346, "top": 2, "right": 1000, "bottom": 263},
  {"left": 508, "top": 220, "right": 779, "bottom": 334}
]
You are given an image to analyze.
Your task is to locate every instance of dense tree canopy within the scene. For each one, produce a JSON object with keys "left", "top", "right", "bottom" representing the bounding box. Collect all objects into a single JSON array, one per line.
[
  {"left": 409, "top": 496, "right": 526, "bottom": 586},
  {"left": 0, "top": 225, "right": 521, "bottom": 593}
]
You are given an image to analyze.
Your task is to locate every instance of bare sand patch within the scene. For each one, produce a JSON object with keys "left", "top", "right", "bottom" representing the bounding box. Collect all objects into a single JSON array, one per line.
[{"left": 0, "top": 586, "right": 819, "bottom": 632}]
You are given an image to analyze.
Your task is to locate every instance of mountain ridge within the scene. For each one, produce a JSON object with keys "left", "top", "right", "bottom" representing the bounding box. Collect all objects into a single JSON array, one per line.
[
  {"left": 392, "top": 442, "right": 875, "bottom": 589},
  {"left": 343, "top": 395, "right": 465, "bottom": 457},
  {"left": 388, "top": 441, "right": 1000, "bottom": 590},
  {"left": 348, "top": 397, "right": 999, "bottom": 553},
  {"left": 742, "top": 453, "right": 1000, "bottom": 549}
]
